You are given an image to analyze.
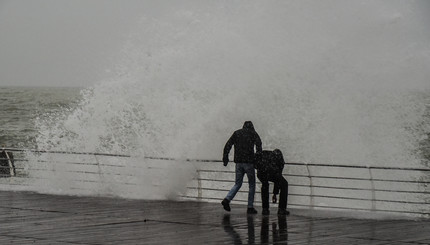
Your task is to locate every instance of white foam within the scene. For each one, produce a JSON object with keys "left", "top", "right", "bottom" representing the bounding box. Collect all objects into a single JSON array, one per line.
[{"left": 30, "top": 1, "right": 430, "bottom": 199}]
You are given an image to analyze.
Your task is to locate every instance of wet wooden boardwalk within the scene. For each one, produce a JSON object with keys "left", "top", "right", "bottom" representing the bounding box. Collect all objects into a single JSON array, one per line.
[{"left": 0, "top": 191, "right": 429, "bottom": 244}]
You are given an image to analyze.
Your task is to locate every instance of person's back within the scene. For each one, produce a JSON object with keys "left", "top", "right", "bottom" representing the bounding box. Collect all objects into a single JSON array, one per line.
[
  {"left": 221, "top": 121, "right": 262, "bottom": 214},
  {"left": 256, "top": 149, "right": 289, "bottom": 215},
  {"left": 255, "top": 150, "right": 284, "bottom": 176}
]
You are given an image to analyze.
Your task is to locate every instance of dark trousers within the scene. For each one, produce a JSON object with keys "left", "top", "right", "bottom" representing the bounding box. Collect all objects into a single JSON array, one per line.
[{"left": 258, "top": 173, "right": 288, "bottom": 210}]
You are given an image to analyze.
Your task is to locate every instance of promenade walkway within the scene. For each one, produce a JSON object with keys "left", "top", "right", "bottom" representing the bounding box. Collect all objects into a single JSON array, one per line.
[{"left": 0, "top": 190, "right": 429, "bottom": 244}]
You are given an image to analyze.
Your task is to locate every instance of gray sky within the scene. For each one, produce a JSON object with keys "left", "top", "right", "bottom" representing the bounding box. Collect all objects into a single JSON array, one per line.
[
  {"left": 0, "top": 0, "right": 153, "bottom": 87},
  {"left": 0, "top": 0, "right": 429, "bottom": 88}
]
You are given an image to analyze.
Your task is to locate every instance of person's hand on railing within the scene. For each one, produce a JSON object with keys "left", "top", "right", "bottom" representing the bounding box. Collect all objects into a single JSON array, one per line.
[{"left": 272, "top": 194, "right": 277, "bottom": 203}]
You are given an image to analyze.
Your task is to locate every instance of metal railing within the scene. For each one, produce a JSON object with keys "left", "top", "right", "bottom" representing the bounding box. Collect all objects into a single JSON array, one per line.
[{"left": 1, "top": 148, "right": 429, "bottom": 218}]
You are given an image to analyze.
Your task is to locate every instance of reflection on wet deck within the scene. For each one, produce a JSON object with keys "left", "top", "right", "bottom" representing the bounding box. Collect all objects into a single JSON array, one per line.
[{"left": 0, "top": 190, "right": 429, "bottom": 244}]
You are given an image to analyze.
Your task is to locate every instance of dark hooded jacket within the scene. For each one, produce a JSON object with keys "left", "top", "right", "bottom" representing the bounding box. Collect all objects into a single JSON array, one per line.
[
  {"left": 223, "top": 121, "right": 262, "bottom": 164},
  {"left": 255, "top": 149, "right": 285, "bottom": 175},
  {"left": 255, "top": 149, "right": 286, "bottom": 195}
]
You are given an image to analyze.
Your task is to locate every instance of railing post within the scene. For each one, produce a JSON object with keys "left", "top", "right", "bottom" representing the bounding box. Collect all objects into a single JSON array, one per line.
[
  {"left": 94, "top": 154, "right": 100, "bottom": 167},
  {"left": 368, "top": 166, "right": 376, "bottom": 211},
  {"left": 305, "top": 163, "right": 314, "bottom": 208},
  {"left": 94, "top": 154, "right": 103, "bottom": 181},
  {"left": 197, "top": 169, "right": 202, "bottom": 200}
]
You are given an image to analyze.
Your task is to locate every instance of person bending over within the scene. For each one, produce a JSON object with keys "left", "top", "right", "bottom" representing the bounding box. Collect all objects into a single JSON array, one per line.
[{"left": 255, "top": 149, "right": 289, "bottom": 215}]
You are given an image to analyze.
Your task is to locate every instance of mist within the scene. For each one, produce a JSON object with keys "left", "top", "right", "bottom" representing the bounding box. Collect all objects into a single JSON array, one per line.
[{"left": 31, "top": 0, "right": 430, "bottom": 168}]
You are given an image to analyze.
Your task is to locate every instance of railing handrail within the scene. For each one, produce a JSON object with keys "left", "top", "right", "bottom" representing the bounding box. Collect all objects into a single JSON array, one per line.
[
  {"left": 2, "top": 147, "right": 131, "bottom": 158},
  {"left": 2, "top": 147, "right": 429, "bottom": 218},
  {"left": 4, "top": 147, "right": 430, "bottom": 172},
  {"left": 288, "top": 162, "right": 430, "bottom": 171}
]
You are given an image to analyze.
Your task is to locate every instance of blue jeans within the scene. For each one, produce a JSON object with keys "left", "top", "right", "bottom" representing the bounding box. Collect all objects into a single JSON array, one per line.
[{"left": 225, "top": 163, "right": 256, "bottom": 208}]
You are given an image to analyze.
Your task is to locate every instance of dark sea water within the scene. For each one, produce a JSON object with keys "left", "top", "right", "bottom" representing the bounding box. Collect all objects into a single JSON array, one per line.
[{"left": 0, "top": 87, "right": 82, "bottom": 149}]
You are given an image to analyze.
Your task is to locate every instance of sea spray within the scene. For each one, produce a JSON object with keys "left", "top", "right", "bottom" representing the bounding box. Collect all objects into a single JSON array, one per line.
[{"left": 30, "top": 1, "right": 430, "bottom": 199}]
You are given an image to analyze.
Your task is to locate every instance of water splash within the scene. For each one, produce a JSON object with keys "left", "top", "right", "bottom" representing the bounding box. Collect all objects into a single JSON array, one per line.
[
  {"left": 36, "top": 1, "right": 429, "bottom": 165},
  {"left": 31, "top": 1, "right": 430, "bottom": 198}
]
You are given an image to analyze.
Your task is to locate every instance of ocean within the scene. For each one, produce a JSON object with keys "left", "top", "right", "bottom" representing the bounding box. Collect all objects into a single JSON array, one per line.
[
  {"left": 0, "top": 86, "right": 82, "bottom": 149},
  {"left": 0, "top": 86, "right": 429, "bottom": 168},
  {"left": 0, "top": 85, "right": 429, "bottom": 218}
]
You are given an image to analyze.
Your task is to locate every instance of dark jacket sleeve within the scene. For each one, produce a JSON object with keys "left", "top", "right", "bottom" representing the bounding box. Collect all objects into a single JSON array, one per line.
[
  {"left": 255, "top": 133, "right": 262, "bottom": 155},
  {"left": 273, "top": 152, "right": 285, "bottom": 195},
  {"left": 278, "top": 153, "right": 285, "bottom": 172},
  {"left": 223, "top": 132, "right": 236, "bottom": 161}
]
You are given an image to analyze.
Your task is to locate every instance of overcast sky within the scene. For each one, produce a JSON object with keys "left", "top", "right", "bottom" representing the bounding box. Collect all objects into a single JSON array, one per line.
[
  {"left": 0, "top": 1, "right": 429, "bottom": 88},
  {"left": 0, "top": 0, "right": 155, "bottom": 87}
]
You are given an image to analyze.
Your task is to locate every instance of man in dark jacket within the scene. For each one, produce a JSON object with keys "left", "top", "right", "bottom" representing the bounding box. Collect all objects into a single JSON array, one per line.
[
  {"left": 255, "top": 149, "right": 289, "bottom": 215},
  {"left": 222, "top": 121, "right": 262, "bottom": 214},
  {"left": 0, "top": 148, "right": 15, "bottom": 177}
]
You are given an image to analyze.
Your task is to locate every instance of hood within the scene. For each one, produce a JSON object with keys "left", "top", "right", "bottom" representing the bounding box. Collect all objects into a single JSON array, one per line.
[{"left": 242, "top": 121, "right": 255, "bottom": 131}]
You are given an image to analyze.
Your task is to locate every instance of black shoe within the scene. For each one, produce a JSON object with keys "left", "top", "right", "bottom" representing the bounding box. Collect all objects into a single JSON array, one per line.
[
  {"left": 262, "top": 208, "right": 270, "bottom": 215},
  {"left": 247, "top": 207, "right": 258, "bottom": 214},
  {"left": 221, "top": 198, "right": 231, "bottom": 212},
  {"left": 277, "top": 209, "right": 290, "bottom": 216}
]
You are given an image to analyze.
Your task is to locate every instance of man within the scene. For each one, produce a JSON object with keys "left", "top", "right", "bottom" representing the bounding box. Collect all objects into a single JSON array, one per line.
[
  {"left": 221, "top": 121, "right": 262, "bottom": 214},
  {"left": 255, "top": 149, "right": 289, "bottom": 215},
  {"left": 0, "top": 147, "right": 15, "bottom": 177}
]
